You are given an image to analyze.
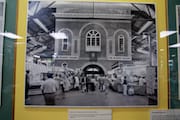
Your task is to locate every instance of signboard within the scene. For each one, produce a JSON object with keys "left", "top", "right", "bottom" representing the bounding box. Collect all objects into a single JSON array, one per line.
[
  {"left": 68, "top": 109, "right": 112, "bottom": 120},
  {"left": 151, "top": 110, "right": 180, "bottom": 120}
]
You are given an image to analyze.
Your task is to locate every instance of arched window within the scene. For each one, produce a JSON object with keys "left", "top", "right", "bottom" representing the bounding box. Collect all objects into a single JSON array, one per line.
[
  {"left": 57, "top": 29, "right": 72, "bottom": 52},
  {"left": 118, "top": 35, "right": 125, "bottom": 52},
  {"left": 86, "top": 30, "right": 101, "bottom": 52}
]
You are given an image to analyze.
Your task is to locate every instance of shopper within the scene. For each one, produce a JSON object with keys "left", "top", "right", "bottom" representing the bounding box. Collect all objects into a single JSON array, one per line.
[
  {"left": 123, "top": 76, "right": 128, "bottom": 96},
  {"left": 81, "top": 73, "right": 87, "bottom": 93},
  {"left": 99, "top": 75, "right": 105, "bottom": 92},
  {"left": 25, "top": 70, "right": 30, "bottom": 99},
  {"left": 41, "top": 73, "right": 59, "bottom": 105}
]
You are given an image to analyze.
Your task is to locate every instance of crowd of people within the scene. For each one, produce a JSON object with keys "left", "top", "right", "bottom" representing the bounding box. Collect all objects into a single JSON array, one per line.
[
  {"left": 53, "top": 71, "right": 110, "bottom": 92},
  {"left": 39, "top": 70, "right": 110, "bottom": 105},
  {"left": 25, "top": 67, "right": 147, "bottom": 105}
]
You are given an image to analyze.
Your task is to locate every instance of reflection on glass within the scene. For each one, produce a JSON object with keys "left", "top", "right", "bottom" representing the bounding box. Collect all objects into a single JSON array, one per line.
[
  {"left": 160, "top": 31, "right": 177, "bottom": 38},
  {"left": 176, "top": 5, "right": 180, "bottom": 99}
]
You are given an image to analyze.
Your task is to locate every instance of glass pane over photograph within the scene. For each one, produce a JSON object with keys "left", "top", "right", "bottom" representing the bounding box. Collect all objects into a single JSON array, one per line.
[
  {"left": 25, "top": 1, "right": 158, "bottom": 107},
  {"left": 0, "top": 1, "right": 5, "bottom": 107}
]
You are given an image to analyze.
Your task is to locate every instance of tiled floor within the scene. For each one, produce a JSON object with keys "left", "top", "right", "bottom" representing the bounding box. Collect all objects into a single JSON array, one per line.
[{"left": 25, "top": 88, "right": 151, "bottom": 107}]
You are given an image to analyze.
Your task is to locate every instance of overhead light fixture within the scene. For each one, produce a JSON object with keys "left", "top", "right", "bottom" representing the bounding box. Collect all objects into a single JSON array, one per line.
[
  {"left": 137, "top": 21, "right": 153, "bottom": 35},
  {"left": 33, "top": 55, "right": 40, "bottom": 58},
  {"left": 33, "top": 18, "right": 49, "bottom": 33},
  {"left": 49, "top": 32, "right": 67, "bottom": 39},
  {"left": 0, "top": 32, "right": 23, "bottom": 39},
  {"left": 169, "top": 43, "right": 180, "bottom": 48},
  {"left": 131, "top": 36, "right": 138, "bottom": 41},
  {"left": 137, "top": 48, "right": 149, "bottom": 54},
  {"left": 160, "top": 31, "right": 177, "bottom": 38}
]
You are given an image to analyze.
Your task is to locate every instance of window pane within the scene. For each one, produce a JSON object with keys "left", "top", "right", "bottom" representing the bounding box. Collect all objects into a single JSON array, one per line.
[
  {"left": 87, "top": 33, "right": 91, "bottom": 36},
  {"left": 64, "top": 38, "right": 67, "bottom": 43},
  {"left": 87, "top": 38, "right": 90, "bottom": 46},
  {"left": 96, "top": 38, "right": 100, "bottom": 46},
  {"left": 62, "top": 38, "right": 68, "bottom": 51},
  {"left": 63, "top": 44, "right": 68, "bottom": 50},
  {"left": 74, "top": 40, "right": 77, "bottom": 53},
  {"left": 94, "top": 31, "right": 97, "bottom": 34},
  {"left": 119, "top": 36, "right": 124, "bottom": 52},
  {"left": 90, "top": 30, "right": 93, "bottom": 34},
  {"left": 92, "top": 38, "right": 95, "bottom": 46}
]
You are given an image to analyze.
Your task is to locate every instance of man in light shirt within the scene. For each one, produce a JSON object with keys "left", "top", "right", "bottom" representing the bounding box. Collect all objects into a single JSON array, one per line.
[{"left": 41, "top": 73, "right": 59, "bottom": 105}]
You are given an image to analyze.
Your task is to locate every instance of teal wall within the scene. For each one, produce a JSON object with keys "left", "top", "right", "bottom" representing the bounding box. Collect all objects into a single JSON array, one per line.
[
  {"left": 168, "top": 0, "right": 180, "bottom": 108},
  {"left": 0, "top": 0, "right": 17, "bottom": 119}
]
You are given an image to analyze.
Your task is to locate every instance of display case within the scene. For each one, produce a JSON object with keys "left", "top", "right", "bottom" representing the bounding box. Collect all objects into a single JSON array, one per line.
[{"left": 168, "top": 0, "right": 180, "bottom": 108}]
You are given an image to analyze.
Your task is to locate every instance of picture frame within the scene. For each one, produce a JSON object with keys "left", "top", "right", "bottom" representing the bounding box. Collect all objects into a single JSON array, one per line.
[
  {"left": 25, "top": 0, "right": 158, "bottom": 107},
  {"left": 0, "top": 0, "right": 5, "bottom": 107}
]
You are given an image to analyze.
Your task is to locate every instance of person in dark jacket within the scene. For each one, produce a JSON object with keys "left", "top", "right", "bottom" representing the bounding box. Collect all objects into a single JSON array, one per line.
[{"left": 25, "top": 70, "right": 30, "bottom": 99}]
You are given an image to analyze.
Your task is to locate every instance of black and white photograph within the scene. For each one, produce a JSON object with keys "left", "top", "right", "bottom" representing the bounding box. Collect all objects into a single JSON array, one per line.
[
  {"left": 25, "top": 0, "right": 158, "bottom": 107},
  {"left": 0, "top": 0, "right": 5, "bottom": 106}
]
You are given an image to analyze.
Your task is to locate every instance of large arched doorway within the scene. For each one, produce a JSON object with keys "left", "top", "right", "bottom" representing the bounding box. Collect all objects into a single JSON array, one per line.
[
  {"left": 83, "top": 64, "right": 105, "bottom": 75},
  {"left": 82, "top": 64, "right": 105, "bottom": 92}
]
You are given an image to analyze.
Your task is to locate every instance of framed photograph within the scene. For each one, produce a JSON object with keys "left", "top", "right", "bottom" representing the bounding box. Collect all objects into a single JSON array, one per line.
[
  {"left": 0, "top": 0, "right": 5, "bottom": 106},
  {"left": 25, "top": 0, "right": 158, "bottom": 107}
]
